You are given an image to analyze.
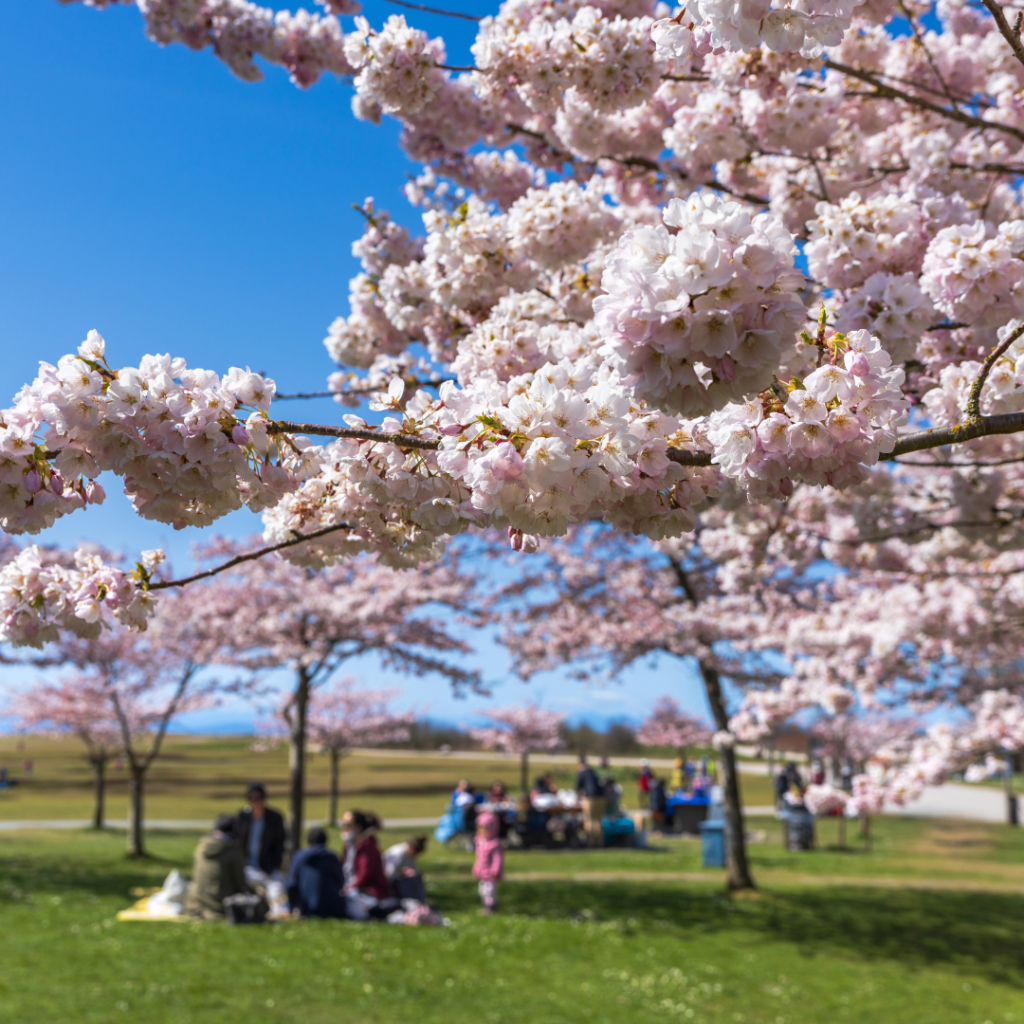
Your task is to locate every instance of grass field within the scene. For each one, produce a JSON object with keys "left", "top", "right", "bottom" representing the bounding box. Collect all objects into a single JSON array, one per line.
[
  {"left": 0, "top": 734, "right": 778, "bottom": 824},
  {"left": 2, "top": 737, "right": 1023, "bottom": 1023}
]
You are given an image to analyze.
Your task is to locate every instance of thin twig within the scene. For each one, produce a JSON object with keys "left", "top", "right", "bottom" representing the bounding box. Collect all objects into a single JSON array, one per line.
[
  {"left": 966, "top": 322, "right": 1024, "bottom": 421},
  {"left": 894, "top": 454, "right": 1024, "bottom": 467},
  {"left": 980, "top": 0, "right": 1024, "bottom": 71},
  {"left": 825, "top": 59, "right": 1024, "bottom": 144},
  {"left": 149, "top": 523, "right": 354, "bottom": 590},
  {"left": 270, "top": 419, "right": 443, "bottom": 451},
  {"left": 381, "top": 0, "right": 481, "bottom": 20},
  {"left": 898, "top": 0, "right": 961, "bottom": 109},
  {"left": 275, "top": 377, "right": 451, "bottom": 401}
]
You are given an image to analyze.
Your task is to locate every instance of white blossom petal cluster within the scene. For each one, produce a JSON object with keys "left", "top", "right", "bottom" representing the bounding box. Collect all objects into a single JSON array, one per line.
[
  {"left": 0, "top": 544, "right": 157, "bottom": 648},
  {"left": 707, "top": 330, "right": 910, "bottom": 500},
  {"left": 920, "top": 219, "right": 1024, "bottom": 325},
  {"left": 472, "top": 3, "right": 660, "bottom": 115},
  {"left": 0, "top": 331, "right": 320, "bottom": 533},
  {"left": 135, "top": 0, "right": 352, "bottom": 86},
  {"left": 343, "top": 14, "right": 446, "bottom": 116},
  {"left": 595, "top": 192, "right": 806, "bottom": 417}
]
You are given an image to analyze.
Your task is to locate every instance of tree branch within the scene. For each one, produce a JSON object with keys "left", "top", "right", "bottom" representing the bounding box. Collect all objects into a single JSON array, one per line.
[
  {"left": 824, "top": 59, "right": 1024, "bottom": 144},
  {"left": 966, "top": 322, "right": 1024, "bottom": 421},
  {"left": 149, "top": 523, "right": 354, "bottom": 590},
  {"left": 979, "top": 0, "right": 1024, "bottom": 71},
  {"left": 382, "top": 0, "right": 481, "bottom": 21},
  {"left": 269, "top": 420, "right": 442, "bottom": 451}
]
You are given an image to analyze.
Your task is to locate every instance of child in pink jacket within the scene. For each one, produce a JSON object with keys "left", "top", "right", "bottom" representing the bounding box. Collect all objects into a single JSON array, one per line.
[{"left": 472, "top": 812, "right": 503, "bottom": 915}]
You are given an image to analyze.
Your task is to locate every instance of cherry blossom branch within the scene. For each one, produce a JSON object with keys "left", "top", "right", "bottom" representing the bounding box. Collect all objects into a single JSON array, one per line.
[
  {"left": 824, "top": 60, "right": 1024, "bottom": 144},
  {"left": 979, "top": 0, "right": 1024, "bottom": 72},
  {"left": 269, "top": 420, "right": 442, "bottom": 450},
  {"left": 381, "top": 0, "right": 481, "bottom": 20},
  {"left": 967, "top": 322, "right": 1024, "bottom": 422},
  {"left": 149, "top": 523, "right": 354, "bottom": 590},
  {"left": 275, "top": 377, "right": 451, "bottom": 400},
  {"left": 898, "top": 0, "right": 960, "bottom": 109}
]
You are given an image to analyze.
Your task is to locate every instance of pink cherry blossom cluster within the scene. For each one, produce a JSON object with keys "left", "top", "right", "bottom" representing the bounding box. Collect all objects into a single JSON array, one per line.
[
  {"left": 921, "top": 219, "right": 1024, "bottom": 325},
  {"left": 802, "top": 783, "right": 849, "bottom": 815},
  {"left": 343, "top": 14, "right": 447, "bottom": 117},
  {"left": 637, "top": 695, "right": 712, "bottom": 748},
  {"left": 472, "top": 3, "right": 660, "bottom": 116},
  {"left": 470, "top": 702, "right": 565, "bottom": 755},
  {"left": 1, "top": 331, "right": 320, "bottom": 533},
  {"left": 595, "top": 192, "right": 806, "bottom": 418},
  {"left": 706, "top": 329, "right": 910, "bottom": 501},
  {"left": 0, "top": 544, "right": 159, "bottom": 648},
  {"left": 134, "top": 0, "right": 353, "bottom": 87}
]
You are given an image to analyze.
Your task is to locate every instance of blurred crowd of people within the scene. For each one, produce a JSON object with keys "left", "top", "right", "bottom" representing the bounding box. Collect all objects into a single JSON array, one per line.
[{"left": 183, "top": 782, "right": 435, "bottom": 924}]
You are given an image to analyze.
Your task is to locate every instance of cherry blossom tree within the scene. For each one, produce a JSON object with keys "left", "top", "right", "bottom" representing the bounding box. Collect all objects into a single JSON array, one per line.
[
  {"left": 8, "top": 677, "right": 123, "bottom": 829},
  {"left": 470, "top": 701, "right": 565, "bottom": 794},
  {"left": 44, "top": 590, "right": 225, "bottom": 857},
  {"left": 7, "top": 0, "right": 1024, "bottom": 882},
  {"left": 200, "top": 541, "right": 477, "bottom": 850},
  {"left": 295, "top": 677, "right": 415, "bottom": 827},
  {"left": 637, "top": 696, "right": 712, "bottom": 756}
]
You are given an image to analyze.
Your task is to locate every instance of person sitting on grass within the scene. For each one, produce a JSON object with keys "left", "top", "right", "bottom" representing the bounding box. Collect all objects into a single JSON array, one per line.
[
  {"left": 341, "top": 810, "right": 390, "bottom": 919},
  {"left": 383, "top": 835, "right": 428, "bottom": 902},
  {"left": 472, "top": 811, "right": 503, "bottom": 915},
  {"left": 184, "top": 814, "right": 252, "bottom": 921},
  {"left": 286, "top": 826, "right": 347, "bottom": 919},
  {"left": 235, "top": 782, "right": 287, "bottom": 890}
]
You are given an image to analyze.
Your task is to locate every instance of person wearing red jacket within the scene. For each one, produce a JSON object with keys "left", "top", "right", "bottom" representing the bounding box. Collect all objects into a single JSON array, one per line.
[{"left": 341, "top": 810, "right": 389, "bottom": 918}]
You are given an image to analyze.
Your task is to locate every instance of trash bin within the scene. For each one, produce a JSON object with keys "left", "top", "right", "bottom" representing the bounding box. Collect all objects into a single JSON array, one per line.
[
  {"left": 780, "top": 808, "right": 815, "bottom": 851},
  {"left": 700, "top": 819, "right": 726, "bottom": 868}
]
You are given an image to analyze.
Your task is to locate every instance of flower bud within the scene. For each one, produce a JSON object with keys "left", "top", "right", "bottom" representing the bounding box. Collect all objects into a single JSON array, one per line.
[
  {"left": 24, "top": 469, "right": 42, "bottom": 493},
  {"left": 231, "top": 424, "right": 251, "bottom": 446},
  {"left": 50, "top": 471, "right": 65, "bottom": 497}
]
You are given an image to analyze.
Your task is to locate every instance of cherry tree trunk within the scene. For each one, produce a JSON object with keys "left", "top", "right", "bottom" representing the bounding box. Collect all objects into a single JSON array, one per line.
[
  {"left": 328, "top": 748, "right": 340, "bottom": 828},
  {"left": 520, "top": 750, "right": 529, "bottom": 797},
  {"left": 288, "top": 667, "right": 311, "bottom": 853},
  {"left": 1005, "top": 755, "right": 1018, "bottom": 827},
  {"left": 126, "top": 763, "right": 146, "bottom": 858},
  {"left": 91, "top": 757, "right": 106, "bottom": 830},
  {"left": 699, "top": 661, "right": 755, "bottom": 891}
]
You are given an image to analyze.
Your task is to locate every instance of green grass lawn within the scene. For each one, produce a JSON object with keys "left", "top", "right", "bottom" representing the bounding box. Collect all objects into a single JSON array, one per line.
[
  {"left": 3, "top": 816, "right": 1024, "bottom": 1023},
  {"left": 0, "top": 734, "right": 778, "bottom": 824}
]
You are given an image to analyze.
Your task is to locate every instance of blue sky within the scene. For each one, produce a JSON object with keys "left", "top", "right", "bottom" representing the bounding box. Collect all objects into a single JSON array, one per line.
[{"left": 0, "top": 0, "right": 714, "bottom": 732}]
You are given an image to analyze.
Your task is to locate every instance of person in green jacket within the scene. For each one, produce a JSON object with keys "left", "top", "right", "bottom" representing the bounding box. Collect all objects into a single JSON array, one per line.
[{"left": 185, "top": 814, "right": 251, "bottom": 920}]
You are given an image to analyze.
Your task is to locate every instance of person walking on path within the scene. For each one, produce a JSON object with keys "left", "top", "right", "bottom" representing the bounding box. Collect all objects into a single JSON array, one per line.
[{"left": 472, "top": 812, "right": 503, "bottom": 915}]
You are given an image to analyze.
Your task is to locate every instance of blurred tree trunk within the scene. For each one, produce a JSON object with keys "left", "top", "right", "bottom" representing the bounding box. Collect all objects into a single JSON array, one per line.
[
  {"left": 327, "top": 748, "right": 340, "bottom": 828},
  {"left": 126, "top": 763, "right": 146, "bottom": 857},
  {"left": 700, "top": 661, "right": 754, "bottom": 891},
  {"left": 91, "top": 756, "right": 107, "bottom": 830},
  {"left": 287, "top": 667, "right": 311, "bottom": 852}
]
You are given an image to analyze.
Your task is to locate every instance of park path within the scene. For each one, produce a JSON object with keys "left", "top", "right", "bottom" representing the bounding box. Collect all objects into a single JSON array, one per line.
[{"left": 885, "top": 783, "right": 1008, "bottom": 823}]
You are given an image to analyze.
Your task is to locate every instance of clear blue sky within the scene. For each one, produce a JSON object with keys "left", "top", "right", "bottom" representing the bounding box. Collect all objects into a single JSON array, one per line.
[{"left": 0, "top": 0, "right": 712, "bottom": 732}]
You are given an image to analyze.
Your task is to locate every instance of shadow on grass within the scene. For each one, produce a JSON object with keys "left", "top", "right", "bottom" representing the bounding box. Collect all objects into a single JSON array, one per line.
[{"left": 426, "top": 877, "right": 1024, "bottom": 988}]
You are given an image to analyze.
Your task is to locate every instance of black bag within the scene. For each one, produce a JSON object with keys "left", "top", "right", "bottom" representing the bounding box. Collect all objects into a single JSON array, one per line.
[{"left": 223, "top": 893, "right": 269, "bottom": 925}]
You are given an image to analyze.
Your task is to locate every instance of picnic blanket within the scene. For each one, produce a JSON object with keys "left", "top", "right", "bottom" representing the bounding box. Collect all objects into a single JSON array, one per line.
[{"left": 116, "top": 870, "right": 188, "bottom": 921}]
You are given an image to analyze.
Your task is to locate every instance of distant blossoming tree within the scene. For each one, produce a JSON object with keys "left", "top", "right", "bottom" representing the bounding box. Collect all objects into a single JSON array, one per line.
[
  {"left": 9, "top": 677, "right": 122, "bottom": 829},
  {"left": 471, "top": 702, "right": 565, "bottom": 795},
  {"left": 202, "top": 542, "right": 477, "bottom": 850},
  {"left": 637, "top": 696, "right": 712, "bottom": 756},
  {"left": 262, "top": 677, "right": 416, "bottom": 827}
]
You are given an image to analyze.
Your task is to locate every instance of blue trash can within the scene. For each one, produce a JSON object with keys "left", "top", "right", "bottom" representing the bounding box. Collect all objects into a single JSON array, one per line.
[{"left": 699, "top": 819, "right": 726, "bottom": 868}]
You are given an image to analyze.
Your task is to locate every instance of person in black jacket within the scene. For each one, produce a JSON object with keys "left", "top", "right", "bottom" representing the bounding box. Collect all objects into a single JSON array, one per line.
[
  {"left": 236, "top": 782, "right": 287, "bottom": 885},
  {"left": 286, "top": 827, "right": 347, "bottom": 919},
  {"left": 575, "top": 757, "right": 605, "bottom": 847}
]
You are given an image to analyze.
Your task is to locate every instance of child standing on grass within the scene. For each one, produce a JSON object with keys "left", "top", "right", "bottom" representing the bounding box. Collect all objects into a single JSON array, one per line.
[{"left": 472, "top": 811, "right": 503, "bottom": 915}]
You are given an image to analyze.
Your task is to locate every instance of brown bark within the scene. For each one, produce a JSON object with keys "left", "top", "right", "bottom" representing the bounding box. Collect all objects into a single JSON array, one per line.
[
  {"left": 287, "top": 666, "right": 311, "bottom": 852},
  {"left": 126, "top": 763, "right": 146, "bottom": 857},
  {"left": 520, "top": 750, "right": 529, "bottom": 797},
  {"left": 699, "top": 660, "right": 755, "bottom": 891},
  {"left": 91, "top": 757, "right": 107, "bottom": 830},
  {"left": 328, "top": 747, "right": 340, "bottom": 828}
]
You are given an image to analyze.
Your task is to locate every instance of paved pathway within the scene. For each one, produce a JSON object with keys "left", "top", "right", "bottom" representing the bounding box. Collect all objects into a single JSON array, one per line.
[{"left": 883, "top": 783, "right": 1009, "bottom": 823}]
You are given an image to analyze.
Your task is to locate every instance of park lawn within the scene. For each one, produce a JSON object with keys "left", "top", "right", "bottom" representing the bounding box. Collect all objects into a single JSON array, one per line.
[
  {"left": 3, "top": 824, "right": 1024, "bottom": 1023},
  {"left": 0, "top": 734, "right": 778, "bottom": 824}
]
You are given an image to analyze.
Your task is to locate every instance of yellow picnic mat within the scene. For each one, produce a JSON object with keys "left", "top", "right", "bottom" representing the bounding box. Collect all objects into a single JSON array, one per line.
[{"left": 116, "top": 888, "right": 186, "bottom": 922}]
